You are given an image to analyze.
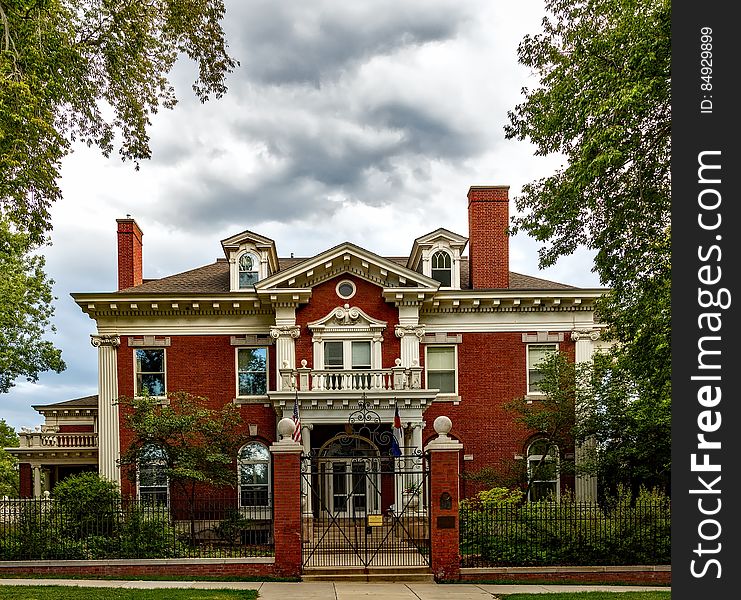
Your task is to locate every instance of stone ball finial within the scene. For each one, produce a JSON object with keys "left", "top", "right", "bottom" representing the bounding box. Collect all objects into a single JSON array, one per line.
[
  {"left": 277, "top": 417, "right": 296, "bottom": 440},
  {"left": 433, "top": 415, "right": 452, "bottom": 438},
  {"left": 395, "top": 358, "right": 402, "bottom": 366},
  {"left": 301, "top": 359, "right": 308, "bottom": 368}
]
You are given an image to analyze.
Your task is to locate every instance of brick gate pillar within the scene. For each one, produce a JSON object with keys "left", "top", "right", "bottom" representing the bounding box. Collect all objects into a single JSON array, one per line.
[
  {"left": 269, "top": 418, "right": 303, "bottom": 578},
  {"left": 425, "top": 415, "right": 463, "bottom": 581}
]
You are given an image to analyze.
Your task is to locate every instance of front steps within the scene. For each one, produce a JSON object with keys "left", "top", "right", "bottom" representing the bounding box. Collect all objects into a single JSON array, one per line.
[{"left": 302, "top": 565, "right": 434, "bottom": 582}]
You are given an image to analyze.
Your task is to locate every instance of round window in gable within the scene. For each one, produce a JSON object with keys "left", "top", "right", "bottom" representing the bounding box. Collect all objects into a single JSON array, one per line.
[{"left": 336, "top": 280, "right": 356, "bottom": 300}]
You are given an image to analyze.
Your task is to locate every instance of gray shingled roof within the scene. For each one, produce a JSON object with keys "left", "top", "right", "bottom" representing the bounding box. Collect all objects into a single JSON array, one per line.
[
  {"left": 33, "top": 395, "right": 98, "bottom": 411},
  {"left": 116, "top": 256, "right": 576, "bottom": 294}
]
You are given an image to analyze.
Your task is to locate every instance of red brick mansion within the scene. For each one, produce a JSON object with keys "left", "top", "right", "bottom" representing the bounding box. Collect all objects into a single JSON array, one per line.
[{"left": 10, "top": 186, "right": 606, "bottom": 506}]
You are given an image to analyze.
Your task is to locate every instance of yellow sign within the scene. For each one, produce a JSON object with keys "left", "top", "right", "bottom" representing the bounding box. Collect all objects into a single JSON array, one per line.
[{"left": 367, "top": 514, "right": 384, "bottom": 527}]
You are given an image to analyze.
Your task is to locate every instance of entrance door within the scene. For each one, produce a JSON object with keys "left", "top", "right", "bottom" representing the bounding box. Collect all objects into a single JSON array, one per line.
[{"left": 328, "top": 459, "right": 379, "bottom": 516}]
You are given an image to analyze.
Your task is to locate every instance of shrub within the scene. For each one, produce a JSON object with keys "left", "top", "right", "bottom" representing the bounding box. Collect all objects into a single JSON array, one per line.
[{"left": 53, "top": 472, "right": 121, "bottom": 539}]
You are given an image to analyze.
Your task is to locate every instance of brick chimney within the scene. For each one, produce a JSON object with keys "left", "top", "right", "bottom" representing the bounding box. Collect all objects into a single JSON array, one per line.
[
  {"left": 116, "top": 218, "right": 143, "bottom": 290},
  {"left": 467, "top": 186, "right": 510, "bottom": 289}
]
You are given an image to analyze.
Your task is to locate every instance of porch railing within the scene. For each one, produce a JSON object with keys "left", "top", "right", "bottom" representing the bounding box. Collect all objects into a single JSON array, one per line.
[
  {"left": 280, "top": 362, "right": 423, "bottom": 392},
  {"left": 18, "top": 432, "right": 98, "bottom": 449}
]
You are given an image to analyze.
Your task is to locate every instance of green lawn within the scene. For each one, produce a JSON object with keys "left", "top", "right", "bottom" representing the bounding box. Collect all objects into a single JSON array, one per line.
[
  {"left": 503, "top": 593, "right": 670, "bottom": 600},
  {"left": 0, "top": 587, "right": 258, "bottom": 600}
]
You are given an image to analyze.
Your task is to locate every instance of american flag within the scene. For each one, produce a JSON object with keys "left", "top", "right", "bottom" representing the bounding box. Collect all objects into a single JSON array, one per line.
[{"left": 292, "top": 392, "right": 302, "bottom": 443}]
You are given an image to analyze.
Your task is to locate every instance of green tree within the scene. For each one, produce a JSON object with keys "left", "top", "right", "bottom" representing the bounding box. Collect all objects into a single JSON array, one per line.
[
  {"left": 0, "top": 417, "right": 19, "bottom": 496},
  {"left": 505, "top": 0, "right": 671, "bottom": 490},
  {"left": 117, "top": 391, "right": 248, "bottom": 542},
  {"left": 0, "top": 220, "right": 65, "bottom": 392},
  {"left": 1, "top": 1, "right": 237, "bottom": 390}
]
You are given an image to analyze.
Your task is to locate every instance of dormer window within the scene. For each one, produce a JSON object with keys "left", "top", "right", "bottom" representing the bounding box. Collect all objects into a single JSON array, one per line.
[
  {"left": 239, "top": 253, "right": 260, "bottom": 288},
  {"left": 431, "top": 251, "right": 452, "bottom": 287}
]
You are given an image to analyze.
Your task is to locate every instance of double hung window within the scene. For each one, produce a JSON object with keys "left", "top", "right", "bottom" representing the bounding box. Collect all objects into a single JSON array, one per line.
[
  {"left": 238, "top": 253, "right": 259, "bottom": 288},
  {"left": 237, "top": 348, "right": 268, "bottom": 396},
  {"left": 527, "top": 344, "right": 557, "bottom": 395},
  {"left": 425, "top": 346, "right": 457, "bottom": 394},
  {"left": 431, "top": 251, "right": 452, "bottom": 287},
  {"left": 135, "top": 349, "right": 165, "bottom": 397}
]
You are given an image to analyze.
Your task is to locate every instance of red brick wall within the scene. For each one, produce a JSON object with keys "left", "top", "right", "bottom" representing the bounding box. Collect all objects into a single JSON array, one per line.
[
  {"left": 117, "top": 336, "right": 278, "bottom": 496},
  {"left": 18, "top": 463, "right": 32, "bottom": 498},
  {"left": 58, "top": 424, "right": 94, "bottom": 433},
  {"left": 467, "top": 186, "right": 510, "bottom": 289},
  {"left": 0, "top": 562, "right": 278, "bottom": 579},
  {"left": 429, "top": 448, "right": 462, "bottom": 581},
  {"left": 116, "top": 219, "right": 143, "bottom": 290},
  {"left": 295, "top": 274, "right": 400, "bottom": 368},
  {"left": 459, "top": 569, "right": 671, "bottom": 585},
  {"left": 271, "top": 448, "right": 302, "bottom": 577},
  {"left": 422, "top": 332, "right": 576, "bottom": 497}
]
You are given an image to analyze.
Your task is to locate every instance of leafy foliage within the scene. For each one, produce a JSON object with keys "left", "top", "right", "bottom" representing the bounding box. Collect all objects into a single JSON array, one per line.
[
  {"left": 117, "top": 390, "right": 248, "bottom": 544},
  {"left": 52, "top": 471, "right": 120, "bottom": 538},
  {"left": 1, "top": 0, "right": 237, "bottom": 242},
  {"left": 505, "top": 0, "right": 671, "bottom": 496},
  {"left": 0, "top": 220, "right": 65, "bottom": 392},
  {"left": 0, "top": 418, "right": 19, "bottom": 496},
  {"left": 460, "top": 487, "right": 671, "bottom": 567}
]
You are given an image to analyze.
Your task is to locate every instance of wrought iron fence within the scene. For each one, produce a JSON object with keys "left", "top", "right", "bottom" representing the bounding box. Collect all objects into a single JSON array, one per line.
[
  {"left": 0, "top": 496, "right": 273, "bottom": 560},
  {"left": 460, "top": 500, "right": 671, "bottom": 567}
]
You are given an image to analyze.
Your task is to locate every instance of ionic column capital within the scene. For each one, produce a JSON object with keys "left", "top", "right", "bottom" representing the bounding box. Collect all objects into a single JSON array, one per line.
[
  {"left": 570, "top": 329, "right": 600, "bottom": 342},
  {"left": 270, "top": 325, "right": 301, "bottom": 339},
  {"left": 91, "top": 334, "right": 120, "bottom": 348},
  {"left": 395, "top": 324, "right": 426, "bottom": 339}
]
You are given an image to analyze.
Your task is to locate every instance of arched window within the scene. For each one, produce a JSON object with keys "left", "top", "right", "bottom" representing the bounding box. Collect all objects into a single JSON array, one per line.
[
  {"left": 238, "top": 442, "right": 270, "bottom": 507},
  {"left": 527, "top": 439, "right": 559, "bottom": 501},
  {"left": 238, "top": 253, "right": 260, "bottom": 288},
  {"left": 138, "top": 444, "right": 168, "bottom": 506},
  {"left": 431, "top": 250, "right": 452, "bottom": 286}
]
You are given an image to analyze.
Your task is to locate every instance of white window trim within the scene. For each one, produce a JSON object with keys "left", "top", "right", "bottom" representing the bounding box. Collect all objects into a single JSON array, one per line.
[
  {"left": 421, "top": 243, "right": 461, "bottom": 289},
  {"left": 525, "top": 343, "right": 559, "bottom": 398},
  {"left": 229, "top": 244, "right": 271, "bottom": 292},
  {"left": 235, "top": 347, "right": 270, "bottom": 399},
  {"left": 335, "top": 279, "right": 357, "bottom": 300},
  {"left": 238, "top": 442, "right": 272, "bottom": 510},
  {"left": 133, "top": 348, "right": 167, "bottom": 400},
  {"left": 527, "top": 440, "right": 560, "bottom": 502},
  {"left": 424, "top": 344, "right": 459, "bottom": 399}
]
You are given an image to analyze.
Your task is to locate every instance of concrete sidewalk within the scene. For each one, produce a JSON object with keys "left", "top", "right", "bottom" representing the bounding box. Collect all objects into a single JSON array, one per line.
[{"left": 0, "top": 579, "right": 671, "bottom": 598}]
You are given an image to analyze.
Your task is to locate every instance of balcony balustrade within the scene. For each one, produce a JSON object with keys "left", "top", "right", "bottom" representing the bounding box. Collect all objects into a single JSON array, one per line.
[
  {"left": 17, "top": 431, "right": 98, "bottom": 449},
  {"left": 280, "top": 361, "right": 423, "bottom": 392}
]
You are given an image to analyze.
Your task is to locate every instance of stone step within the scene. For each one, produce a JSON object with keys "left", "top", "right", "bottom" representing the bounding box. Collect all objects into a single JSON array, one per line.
[{"left": 302, "top": 566, "right": 434, "bottom": 582}]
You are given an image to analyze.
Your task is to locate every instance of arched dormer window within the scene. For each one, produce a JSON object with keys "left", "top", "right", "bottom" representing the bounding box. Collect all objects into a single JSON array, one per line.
[
  {"left": 527, "top": 439, "right": 559, "bottom": 501},
  {"left": 239, "top": 253, "right": 260, "bottom": 288},
  {"left": 431, "top": 250, "right": 452, "bottom": 287},
  {"left": 238, "top": 442, "right": 270, "bottom": 507}
]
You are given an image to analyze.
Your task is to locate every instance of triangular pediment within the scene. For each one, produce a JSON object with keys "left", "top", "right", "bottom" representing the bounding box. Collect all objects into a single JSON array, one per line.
[
  {"left": 255, "top": 242, "right": 440, "bottom": 291},
  {"left": 220, "top": 229, "right": 279, "bottom": 274}
]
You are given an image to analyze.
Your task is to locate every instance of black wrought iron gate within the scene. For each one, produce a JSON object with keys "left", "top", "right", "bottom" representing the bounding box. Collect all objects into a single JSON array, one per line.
[{"left": 301, "top": 447, "right": 430, "bottom": 567}]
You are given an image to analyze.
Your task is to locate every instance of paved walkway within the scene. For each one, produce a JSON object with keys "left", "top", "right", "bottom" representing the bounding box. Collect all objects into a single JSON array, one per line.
[{"left": 0, "top": 579, "right": 671, "bottom": 598}]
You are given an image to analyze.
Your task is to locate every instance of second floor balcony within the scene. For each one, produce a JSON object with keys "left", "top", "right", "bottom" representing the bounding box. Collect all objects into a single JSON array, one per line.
[
  {"left": 279, "top": 360, "right": 423, "bottom": 393},
  {"left": 16, "top": 429, "right": 98, "bottom": 450}
]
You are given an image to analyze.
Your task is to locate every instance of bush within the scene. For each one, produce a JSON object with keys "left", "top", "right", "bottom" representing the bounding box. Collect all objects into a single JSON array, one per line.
[
  {"left": 460, "top": 486, "right": 670, "bottom": 566},
  {"left": 53, "top": 472, "right": 121, "bottom": 539},
  {"left": 117, "top": 504, "right": 182, "bottom": 558}
]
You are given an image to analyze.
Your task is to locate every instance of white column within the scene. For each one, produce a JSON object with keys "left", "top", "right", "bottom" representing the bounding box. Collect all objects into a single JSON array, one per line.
[
  {"left": 571, "top": 329, "right": 600, "bottom": 502},
  {"left": 92, "top": 334, "right": 121, "bottom": 486},
  {"left": 395, "top": 324, "right": 425, "bottom": 368},
  {"left": 301, "top": 424, "right": 313, "bottom": 514},
  {"left": 271, "top": 326, "right": 300, "bottom": 391},
  {"left": 32, "top": 464, "right": 42, "bottom": 498}
]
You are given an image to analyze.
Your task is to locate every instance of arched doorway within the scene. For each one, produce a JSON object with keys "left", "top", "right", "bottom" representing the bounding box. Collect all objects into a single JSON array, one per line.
[{"left": 317, "top": 433, "right": 381, "bottom": 516}]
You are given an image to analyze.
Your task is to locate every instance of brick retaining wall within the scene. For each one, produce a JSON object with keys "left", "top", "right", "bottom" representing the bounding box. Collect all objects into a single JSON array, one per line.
[
  {"left": 0, "top": 558, "right": 276, "bottom": 579},
  {"left": 460, "top": 565, "right": 671, "bottom": 585}
]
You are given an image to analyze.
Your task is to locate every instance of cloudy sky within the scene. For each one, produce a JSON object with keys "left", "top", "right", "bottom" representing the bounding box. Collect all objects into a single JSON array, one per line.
[{"left": 4, "top": 0, "right": 601, "bottom": 430}]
